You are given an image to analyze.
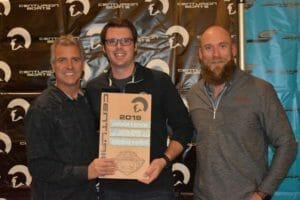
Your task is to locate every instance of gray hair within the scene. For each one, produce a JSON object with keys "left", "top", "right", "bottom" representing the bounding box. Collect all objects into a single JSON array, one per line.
[{"left": 50, "top": 35, "right": 85, "bottom": 64}]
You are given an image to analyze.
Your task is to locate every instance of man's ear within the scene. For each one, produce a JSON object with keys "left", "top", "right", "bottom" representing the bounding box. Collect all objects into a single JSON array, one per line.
[
  {"left": 51, "top": 64, "right": 55, "bottom": 73},
  {"left": 198, "top": 47, "right": 203, "bottom": 60},
  {"left": 134, "top": 42, "right": 138, "bottom": 52}
]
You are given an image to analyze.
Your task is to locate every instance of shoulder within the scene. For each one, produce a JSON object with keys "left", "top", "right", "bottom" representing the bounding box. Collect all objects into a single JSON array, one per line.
[
  {"left": 145, "top": 67, "right": 171, "bottom": 84},
  {"left": 86, "top": 72, "right": 108, "bottom": 89},
  {"left": 30, "top": 86, "right": 64, "bottom": 111},
  {"left": 187, "top": 79, "right": 203, "bottom": 95},
  {"left": 136, "top": 63, "right": 168, "bottom": 78},
  {"left": 242, "top": 72, "right": 274, "bottom": 92}
]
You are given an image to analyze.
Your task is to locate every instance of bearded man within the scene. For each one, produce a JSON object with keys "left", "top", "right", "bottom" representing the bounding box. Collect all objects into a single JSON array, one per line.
[{"left": 187, "top": 26, "right": 297, "bottom": 200}]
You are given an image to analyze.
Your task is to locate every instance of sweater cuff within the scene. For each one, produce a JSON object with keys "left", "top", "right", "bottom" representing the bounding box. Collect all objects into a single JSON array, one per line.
[{"left": 73, "top": 165, "right": 88, "bottom": 181}]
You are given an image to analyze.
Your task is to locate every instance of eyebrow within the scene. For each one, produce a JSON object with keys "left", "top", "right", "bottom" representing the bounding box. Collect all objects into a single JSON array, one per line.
[{"left": 202, "top": 41, "right": 230, "bottom": 47}]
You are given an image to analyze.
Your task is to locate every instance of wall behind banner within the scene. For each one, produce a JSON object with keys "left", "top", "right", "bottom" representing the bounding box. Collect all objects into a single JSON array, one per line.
[
  {"left": 0, "top": 0, "right": 298, "bottom": 199},
  {"left": 245, "top": 1, "right": 300, "bottom": 200}
]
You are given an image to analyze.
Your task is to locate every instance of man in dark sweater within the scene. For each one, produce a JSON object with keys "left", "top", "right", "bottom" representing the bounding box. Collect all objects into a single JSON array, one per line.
[
  {"left": 25, "top": 35, "right": 116, "bottom": 200},
  {"left": 86, "top": 19, "right": 194, "bottom": 200}
]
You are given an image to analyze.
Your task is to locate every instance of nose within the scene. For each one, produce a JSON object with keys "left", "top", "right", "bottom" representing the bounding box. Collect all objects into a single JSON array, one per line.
[
  {"left": 116, "top": 41, "right": 123, "bottom": 48},
  {"left": 66, "top": 59, "right": 74, "bottom": 69},
  {"left": 212, "top": 48, "right": 221, "bottom": 58}
]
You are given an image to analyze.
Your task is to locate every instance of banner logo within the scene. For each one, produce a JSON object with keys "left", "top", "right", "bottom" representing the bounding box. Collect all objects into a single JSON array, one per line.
[
  {"left": 166, "top": 25, "right": 189, "bottom": 49},
  {"left": 247, "top": 30, "right": 278, "bottom": 43},
  {"left": 8, "top": 165, "right": 32, "bottom": 188},
  {"left": 0, "top": 131, "right": 12, "bottom": 154},
  {"left": 227, "top": 3, "right": 236, "bottom": 15},
  {"left": 18, "top": 3, "right": 59, "bottom": 11},
  {"left": 262, "top": 2, "right": 300, "bottom": 7},
  {"left": 0, "top": 0, "right": 11, "bottom": 15},
  {"left": 172, "top": 163, "right": 191, "bottom": 186},
  {"left": 66, "top": 0, "right": 90, "bottom": 16},
  {"left": 85, "top": 23, "right": 107, "bottom": 49},
  {"left": 177, "top": 2, "right": 217, "bottom": 9},
  {"left": 7, "top": 98, "right": 30, "bottom": 122},
  {"left": 131, "top": 97, "right": 149, "bottom": 113},
  {"left": 145, "top": 0, "right": 169, "bottom": 16},
  {"left": 7, "top": 27, "right": 32, "bottom": 51},
  {"left": 146, "top": 59, "right": 170, "bottom": 75},
  {"left": 97, "top": 2, "right": 138, "bottom": 9},
  {"left": 282, "top": 34, "right": 300, "bottom": 41},
  {"left": 0, "top": 61, "right": 12, "bottom": 82}
]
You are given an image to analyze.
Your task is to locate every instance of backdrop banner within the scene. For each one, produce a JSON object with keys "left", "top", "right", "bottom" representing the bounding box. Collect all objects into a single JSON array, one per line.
[
  {"left": 1, "top": 0, "right": 298, "bottom": 199},
  {"left": 245, "top": 1, "right": 300, "bottom": 199}
]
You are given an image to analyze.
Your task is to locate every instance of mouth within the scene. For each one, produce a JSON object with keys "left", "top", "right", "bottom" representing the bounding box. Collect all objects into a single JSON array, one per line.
[
  {"left": 114, "top": 51, "right": 126, "bottom": 58},
  {"left": 65, "top": 72, "right": 75, "bottom": 76},
  {"left": 211, "top": 60, "right": 224, "bottom": 65}
]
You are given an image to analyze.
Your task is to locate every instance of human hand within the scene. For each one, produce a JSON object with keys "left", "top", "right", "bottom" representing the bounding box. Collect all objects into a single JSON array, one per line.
[
  {"left": 137, "top": 158, "right": 166, "bottom": 184},
  {"left": 249, "top": 192, "right": 265, "bottom": 200},
  {"left": 88, "top": 158, "right": 116, "bottom": 179}
]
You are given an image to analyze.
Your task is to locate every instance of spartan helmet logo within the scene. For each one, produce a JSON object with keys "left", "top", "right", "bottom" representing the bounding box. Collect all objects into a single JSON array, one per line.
[
  {"left": 166, "top": 26, "right": 189, "bottom": 49},
  {"left": 172, "top": 163, "right": 191, "bottom": 186},
  {"left": 0, "top": 61, "right": 12, "bottom": 82},
  {"left": 0, "top": 0, "right": 11, "bottom": 16},
  {"left": 227, "top": 3, "right": 236, "bottom": 15},
  {"left": 8, "top": 165, "right": 32, "bottom": 188},
  {"left": 145, "top": 0, "right": 169, "bottom": 16},
  {"left": 131, "top": 97, "right": 148, "bottom": 113},
  {"left": 0, "top": 131, "right": 12, "bottom": 154},
  {"left": 146, "top": 59, "right": 170, "bottom": 75},
  {"left": 66, "top": 0, "right": 90, "bottom": 17},
  {"left": 7, "top": 27, "right": 32, "bottom": 51},
  {"left": 86, "top": 23, "right": 107, "bottom": 49},
  {"left": 7, "top": 98, "right": 30, "bottom": 122}
]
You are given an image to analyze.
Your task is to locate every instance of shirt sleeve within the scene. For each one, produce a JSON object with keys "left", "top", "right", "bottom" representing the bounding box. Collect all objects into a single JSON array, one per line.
[
  {"left": 258, "top": 83, "right": 297, "bottom": 195},
  {"left": 25, "top": 106, "right": 89, "bottom": 186}
]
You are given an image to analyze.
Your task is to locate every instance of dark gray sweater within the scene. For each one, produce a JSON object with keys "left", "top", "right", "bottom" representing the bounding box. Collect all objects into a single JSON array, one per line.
[
  {"left": 25, "top": 85, "right": 98, "bottom": 200},
  {"left": 187, "top": 68, "right": 297, "bottom": 200}
]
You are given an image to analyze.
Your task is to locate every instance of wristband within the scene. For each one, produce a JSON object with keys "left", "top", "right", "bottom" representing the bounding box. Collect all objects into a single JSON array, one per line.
[{"left": 161, "top": 154, "right": 172, "bottom": 168}]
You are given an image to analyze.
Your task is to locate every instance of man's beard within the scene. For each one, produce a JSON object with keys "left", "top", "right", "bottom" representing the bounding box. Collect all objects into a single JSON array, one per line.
[{"left": 200, "top": 59, "right": 236, "bottom": 85}]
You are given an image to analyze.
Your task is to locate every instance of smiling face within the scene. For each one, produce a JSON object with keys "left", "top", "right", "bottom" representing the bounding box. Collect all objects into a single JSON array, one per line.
[
  {"left": 199, "top": 26, "right": 237, "bottom": 85},
  {"left": 103, "top": 27, "right": 136, "bottom": 71},
  {"left": 52, "top": 44, "right": 83, "bottom": 92}
]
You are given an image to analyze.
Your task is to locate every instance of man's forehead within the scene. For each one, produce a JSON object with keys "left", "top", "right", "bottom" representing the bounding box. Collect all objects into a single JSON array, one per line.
[
  {"left": 200, "top": 33, "right": 231, "bottom": 46},
  {"left": 201, "top": 26, "right": 231, "bottom": 40},
  {"left": 106, "top": 27, "right": 133, "bottom": 36},
  {"left": 55, "top": 45, "right": 80, "bottom": 54}
]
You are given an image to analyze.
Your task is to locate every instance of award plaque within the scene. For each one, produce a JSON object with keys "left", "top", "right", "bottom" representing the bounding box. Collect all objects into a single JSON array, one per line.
[{"left": 99, "top": 92, "right": 152, "bottom": 179}]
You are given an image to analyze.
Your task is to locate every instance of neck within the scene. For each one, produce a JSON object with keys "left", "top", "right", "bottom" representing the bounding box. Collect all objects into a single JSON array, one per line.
[
  {"left": 212, "top": 83, "right": 225, "bottom": 98},
  {"left": 56, "top": 83, "right": 80, "bottom": 99},
  {"left": 111, "top": 62, "right": 135, "bottom": 80}
]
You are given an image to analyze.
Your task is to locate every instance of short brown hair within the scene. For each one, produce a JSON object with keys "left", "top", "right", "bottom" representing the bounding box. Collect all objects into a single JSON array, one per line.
[{"left": 101, "top": 18, "right": 138, "bottom": 45}]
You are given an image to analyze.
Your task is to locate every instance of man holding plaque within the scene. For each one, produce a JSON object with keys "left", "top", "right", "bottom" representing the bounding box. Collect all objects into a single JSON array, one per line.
[
  {"left": 25, "top": 35, "right": 116, "bottom": 200},
  {"left": 86, "top": 19, "right": 194, "bottom": 200}
]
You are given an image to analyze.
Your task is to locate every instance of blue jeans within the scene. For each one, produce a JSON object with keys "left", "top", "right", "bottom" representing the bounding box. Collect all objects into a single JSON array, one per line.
[{"left": 100, "top": 189, "right": 176, "bottom": 200}]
